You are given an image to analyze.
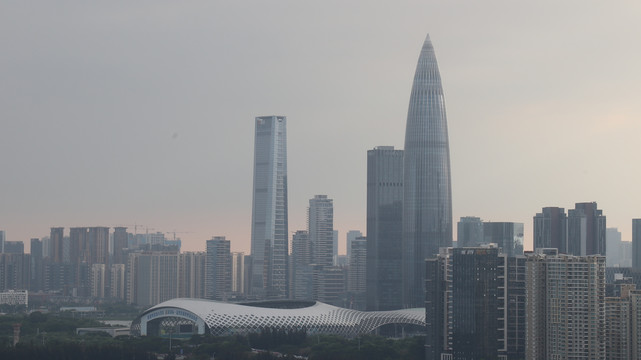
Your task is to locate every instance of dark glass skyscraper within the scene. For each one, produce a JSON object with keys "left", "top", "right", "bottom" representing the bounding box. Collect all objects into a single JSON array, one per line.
[
  {"left": 366, "top": 146, "right": 403, "bottom": 311},
  {"left": 402, "top": 34, "right": 452, "bottom": 307},
  {"left": 567, "top": 202, "right": 606, "bottom": 256},
  {"left": 533, "top": 207, "right": 567, "bottom": 253},
  {"left": 250, "top": 115, "right": 288, "bottom": 298}
]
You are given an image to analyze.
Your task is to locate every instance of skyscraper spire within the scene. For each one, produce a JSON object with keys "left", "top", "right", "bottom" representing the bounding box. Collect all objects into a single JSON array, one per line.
[{"left": 402, "top": 34, "right": 453, "bottom": 308}]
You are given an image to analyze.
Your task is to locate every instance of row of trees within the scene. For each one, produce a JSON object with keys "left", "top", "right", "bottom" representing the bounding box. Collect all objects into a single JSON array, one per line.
[{"left": 1, "top": 312, "right": 425, "bottom": 359}]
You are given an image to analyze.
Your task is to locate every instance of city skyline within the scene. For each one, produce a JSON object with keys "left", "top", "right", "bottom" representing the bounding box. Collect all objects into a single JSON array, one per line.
[{"left": 2, "top": 2, "right": 641, "bottom": 254}]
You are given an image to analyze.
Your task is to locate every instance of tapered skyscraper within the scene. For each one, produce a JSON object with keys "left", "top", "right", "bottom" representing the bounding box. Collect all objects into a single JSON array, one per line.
[
  {"left": 402, "top": 34, "right": 452, "bottom": 308},
  {"left": 250, "top": 115, "right": 288, "bottom": 298}
]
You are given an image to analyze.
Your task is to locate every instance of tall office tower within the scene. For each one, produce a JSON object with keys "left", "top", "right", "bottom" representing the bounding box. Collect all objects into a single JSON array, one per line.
[
  {"left": 0, "top": 230, "right": 4, "bottom": 252},
  {"left": 126, "top": 252, "right": 179, "bottom": 306},
  {"left": 457, "top": 216, "right": 484, "bottom": 248},
  {"left": 250, "top": 115, "right": 288, "bottom": 299},
  {"left": 90, "top": 263, "right": 106, "bottom": 298},
  {"left": 179, "top": 252, "right": 207, "bottom": 299},
  {"left": 50, "top": 227, "right": 64, "bottom": 263},
  {"left": 290, "top": 230, "right": 313, "bottom": 300},
  {"left": 567, "top": 202, "right": 606, "bottom": 256},
  {"left": 483, "top": 222, "right": 524, "bottom": 256},
  {"left": 526, "top": 250, "right": 606, "bottom": 360},
  {"left": 332, "top": 230, "right": 338, "bottom": 265},
  {"left": 450, "top": 246, "right": 503, "bottom": 360},
  {"left": 309, "top": 195, "right": 334, "bottom": 267},
  {"left": 505, "top": 256, "right": 527, "bottom": 359},
  {"left": 533, "top": 207, "right": 567, "bottom": 253},
  {"left": 113, "top": 227, "right": 129, "bottom": 264},
  {"left": 231, "top": 252, "right": 245, "bottom": 294},
  {"left": 633, "top": 219, "right": 641, "bottom": 270},
  {"left": 206, "top": 236, "right": 231, "bottom": 301},
  {"left": 425, "top": 252, "right": 449, "bottom": 360},
  {"left": 345, "top": 230, "right": 363, "bottom": 262},
  {"left": 402, "top": 34, "right": 453, "bottom": 308},
  {"left": 606, "top": 228, "right": 624, "bottom": 266},
  {"left": 312, "top": 265, "right": 346, "bottom": 306},
  {"left": 425, "top": 245, "right": 525, "bottom": 360},
  {"left": 365, "top": 146, "right": 403, "bottom": 311},
  {"left": 30, "top": 238, "right": 43, "bottom": 292},
  {"left": 347, "top": 236, "right": 367, "bottom": 296},
  {"left": 109, "top": 263, "right": 126, "bottom": 300}
]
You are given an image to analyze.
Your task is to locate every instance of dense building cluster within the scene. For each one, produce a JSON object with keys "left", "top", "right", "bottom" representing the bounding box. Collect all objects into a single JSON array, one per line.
[{"left": 3, "top": 33, "right": 641, "bottom": 359}]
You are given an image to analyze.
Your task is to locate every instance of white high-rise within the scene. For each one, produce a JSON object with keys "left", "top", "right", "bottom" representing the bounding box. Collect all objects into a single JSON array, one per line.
[{"left": 250, "top": 116, "right": 288, "bottom": 298}]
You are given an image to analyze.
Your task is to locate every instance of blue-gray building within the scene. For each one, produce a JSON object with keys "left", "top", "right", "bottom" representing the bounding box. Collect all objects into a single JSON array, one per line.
[
  {"left": 250, "top": 116, "right": 288, "bottom": 298},
  {"left": 366, "top": 146, "right": 403, "bottom": 311},
  {"left": 402, "top": 34, "right": 453, "bottom": 308}
]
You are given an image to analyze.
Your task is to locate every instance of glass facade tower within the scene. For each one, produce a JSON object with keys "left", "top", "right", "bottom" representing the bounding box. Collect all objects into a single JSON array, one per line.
[
  {"left": 366, "top": 146, "right": 403, "bottom": 310},
  {"left": 250, "top": 115, "right": 288, "bottom": 298},
  {"left": 402, "top": 34, "right": 453, "bottom": 308}
]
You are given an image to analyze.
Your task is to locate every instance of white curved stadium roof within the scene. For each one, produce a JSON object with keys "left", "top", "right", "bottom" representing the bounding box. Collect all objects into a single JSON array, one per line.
[{"left": 132, "top": 298, "right": 425, "bottom": 337}]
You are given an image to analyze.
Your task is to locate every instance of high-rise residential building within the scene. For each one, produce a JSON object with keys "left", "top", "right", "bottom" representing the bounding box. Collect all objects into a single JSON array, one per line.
[
  {"left": 110, "top": 263, "right": 126, "bottom": 300},
  {"left": 365, "top": 146, "right": 403, "bottom": 311},
  {"left": 630, "top": 289, "right": 641, "bottom": 358},
  {"left": 126, "top": 251, "right": 179, "bottom": 306},
  {"left": 69, "top": 227, "right": 88, "bottom": 264},
  {"left": 309, "top": 195, "right": 334, "bottom": 268},
  {"left": 290, "top": 230, "right": 312, "bottom": 300},
  {"left": 0, "top": 253, "right": 31, "bottom": 291},
  {"left": 90, "top": 263, "right": 106, "bottom": 298},
  {"left": 0, "top": 230, "right": 5, "bottom": 253},
  {"left": 250, "top": 115, "right": 288, "bottom": 299},
  {"left": 345, "top": 230, "right": 362, "bottom": 262},
  {"left": 402, "top": 34, "right": 453, "bottom": 308},
  {"left": 604, "top": 282, "right": 636, "bottom": 360},
  {"left": 483, "top": 222, "right": 524, "bottom": 256},
  {"left": 50, "top": 227, "right": 64, "bottom": 263},
  {"left": 425, "top": 245, "right": 526, "bottom": 360},
  {"left": 88, "top": 227, "right": 110, "bottom": 265},
  {"left": 567, "top": 202, "right": 606, "bottom": 256},
  {"left": 30, "top": 238, "right": 43, "bottom": 292},
  {"left": 113, "top": 227, "right": 129, "bottom": 264},
  {"left": 633, "top": 219, "right": 641, "bottom": 271},
  {"left": 231, "top": 252, "right": 245, "bottom": 294},
  {"left": 179, "top": 252, "right": 206, "bottom": 299},
  {"left": 456, "top": 216, "right": 483, "bottom": 248},
  {"left": 533, "top": 207, "right": 567, "bottom": 253},
  {"left": 526, "top": 250, "right": 605, "bottom": 359},
  {"left": 206, "top": 236, "right": 231, "bottom": 301},
  {"left": 3, "top": 241, "right": 24, "bottom": 254}
]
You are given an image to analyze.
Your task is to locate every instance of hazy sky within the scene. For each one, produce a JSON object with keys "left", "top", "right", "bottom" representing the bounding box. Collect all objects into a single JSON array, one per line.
[{"left": 2, "top": 1, "right": 641, "bottom": 254}]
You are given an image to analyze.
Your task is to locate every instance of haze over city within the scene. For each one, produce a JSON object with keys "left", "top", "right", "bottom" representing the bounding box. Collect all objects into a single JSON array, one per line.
[{"left": 2, "top": 1, "right": 641, "bottom": 254}]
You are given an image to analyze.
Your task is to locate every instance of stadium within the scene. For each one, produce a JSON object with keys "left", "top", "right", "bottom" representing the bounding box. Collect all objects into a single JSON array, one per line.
[{"left": 131, "top": 298, "right": 425, "bottom": 338}]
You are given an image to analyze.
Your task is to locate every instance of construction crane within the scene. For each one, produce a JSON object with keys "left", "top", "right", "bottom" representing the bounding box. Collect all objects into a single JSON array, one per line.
[
  {"left": 112, "top": 224, "right": 146, "bottom": 235},
  {"left": 164, "top": 230, "right": 193, "bottom": 242}
]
